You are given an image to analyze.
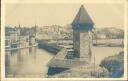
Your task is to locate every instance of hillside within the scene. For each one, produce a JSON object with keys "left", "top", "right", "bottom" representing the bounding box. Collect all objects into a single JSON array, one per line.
[
  {"left": 95, "top": 27, "right": 124, "bottom": 39},
  {"left": 37, "top": 25, "right": 124, "bottom": 40}
]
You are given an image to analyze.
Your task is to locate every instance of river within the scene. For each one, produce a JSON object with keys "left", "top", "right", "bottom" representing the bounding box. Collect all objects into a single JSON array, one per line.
[
  {"left": 5, "top": 46, "right": 123, "bottom": 78},
  {"left": 5, "top": 47, "right": 54, "bottom": 78}
]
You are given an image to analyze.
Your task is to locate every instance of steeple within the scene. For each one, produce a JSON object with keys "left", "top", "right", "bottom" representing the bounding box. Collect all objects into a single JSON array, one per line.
[{"left": 72, "top": 5, "right": 94, "bottom": 30}]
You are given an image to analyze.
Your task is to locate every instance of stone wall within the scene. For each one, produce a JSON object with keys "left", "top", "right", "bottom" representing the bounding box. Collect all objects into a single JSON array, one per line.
[
  {"left": 73, "top": 30, "right": 80, "bottom": 58},
  {"left": 80, "top": 30, "right": 91, "bottom": 62}
]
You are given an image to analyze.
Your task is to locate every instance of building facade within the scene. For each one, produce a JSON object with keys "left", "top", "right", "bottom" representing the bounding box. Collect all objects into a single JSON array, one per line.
[{"left": 5, "top": 25, "right": 37, "bottom": 50}]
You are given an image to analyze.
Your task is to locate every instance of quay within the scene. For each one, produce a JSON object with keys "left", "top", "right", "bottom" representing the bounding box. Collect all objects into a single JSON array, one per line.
[{"left": 5, "top": 44, "right": 38, "bottom": 51}]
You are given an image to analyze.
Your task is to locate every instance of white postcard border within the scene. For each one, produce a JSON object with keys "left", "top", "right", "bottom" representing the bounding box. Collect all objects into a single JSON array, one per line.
[{"left": 1, "top": 0, "right": 128, "bottom": 81}]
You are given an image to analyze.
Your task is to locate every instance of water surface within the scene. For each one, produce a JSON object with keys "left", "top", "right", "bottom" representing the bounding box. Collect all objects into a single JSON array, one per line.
[
  {"left": 5, "top": 46, "right": 123, "bottom": 77},
  {"left": 5, "top": 47, "right": 54, "bottom": 77}
]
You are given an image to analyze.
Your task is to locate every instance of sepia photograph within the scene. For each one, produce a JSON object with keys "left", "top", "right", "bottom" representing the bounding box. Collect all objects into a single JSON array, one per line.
[{"left": 1, "top": 0, "right": 127, "bottom": 80}]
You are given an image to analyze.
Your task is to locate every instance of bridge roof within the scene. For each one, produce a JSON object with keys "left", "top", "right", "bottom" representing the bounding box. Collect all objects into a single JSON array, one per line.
[
  {"left": 72, "top": 5, "right": 94, "bottom": 26},
  {"left": 47, "top": 48, "right": 89, "bottom": 68}
]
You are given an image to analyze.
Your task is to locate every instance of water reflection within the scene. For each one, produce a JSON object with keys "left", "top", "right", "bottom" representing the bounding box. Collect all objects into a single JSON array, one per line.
[{"left": 5, "top": 47, "right": 54, "bottom": 78}]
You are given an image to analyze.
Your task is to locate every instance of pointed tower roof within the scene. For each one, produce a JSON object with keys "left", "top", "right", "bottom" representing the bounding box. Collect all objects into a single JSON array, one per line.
[{"left": 72, "top": 5, "right": 94, "bottom": 26}]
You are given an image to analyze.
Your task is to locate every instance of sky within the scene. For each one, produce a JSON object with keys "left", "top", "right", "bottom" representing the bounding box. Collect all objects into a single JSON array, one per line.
[{"left": 5, "top": 3, "right": 124, "bottom": 29}]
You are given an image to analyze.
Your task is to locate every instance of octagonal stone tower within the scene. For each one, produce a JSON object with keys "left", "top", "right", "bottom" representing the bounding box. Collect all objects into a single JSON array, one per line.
[{"left": 72, "top": 5, "right": 94, "bottom": 62}]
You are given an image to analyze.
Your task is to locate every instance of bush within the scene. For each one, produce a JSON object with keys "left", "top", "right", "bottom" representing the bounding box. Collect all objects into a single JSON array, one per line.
[{"left": 100, "top": 51, "right": 124, "bottom": 77}]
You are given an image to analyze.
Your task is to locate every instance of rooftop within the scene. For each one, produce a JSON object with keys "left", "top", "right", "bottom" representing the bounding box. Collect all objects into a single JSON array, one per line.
[{"left": 72, "top": 5, "right": 94, "bottom": 26}]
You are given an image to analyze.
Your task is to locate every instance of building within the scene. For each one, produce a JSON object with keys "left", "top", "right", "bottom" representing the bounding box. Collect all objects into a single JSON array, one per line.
[
  {"left": 5, "top": 27, "right": 20, "bottom": 49},
  {"left": 72, "top": 5, "right": 94, "bottom": 62},
  {"left": 5, "top": 25, "right": 37, "bottom": 50}
]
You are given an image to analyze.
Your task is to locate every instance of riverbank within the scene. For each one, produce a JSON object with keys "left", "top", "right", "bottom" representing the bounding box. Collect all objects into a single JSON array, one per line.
[
  {"left": 39, "top": 39, "right": 124, "bottom": 48},
  {"left": 93, "top": 39, "right": 124, "bottom": 47},
  {"left": 5, "top": 44, "right": 38, "bottom": 51},
  {"left": 48, "top": 64, "right": 109, "bottom": 78}
]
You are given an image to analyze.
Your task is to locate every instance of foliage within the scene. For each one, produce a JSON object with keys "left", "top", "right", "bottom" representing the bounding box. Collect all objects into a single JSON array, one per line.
[{"left": 100, "top": 51, "right": 124, "bottom": 77}]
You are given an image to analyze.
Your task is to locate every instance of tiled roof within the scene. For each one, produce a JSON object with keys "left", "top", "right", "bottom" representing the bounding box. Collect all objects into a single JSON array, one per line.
[{"left": 72, "top": 5, "right": 94, "bottom": 26}]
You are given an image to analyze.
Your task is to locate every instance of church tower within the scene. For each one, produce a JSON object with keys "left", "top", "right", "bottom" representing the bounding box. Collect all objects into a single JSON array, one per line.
[{"left": 72, "top": 5, "right": 94, "bottom": 62}]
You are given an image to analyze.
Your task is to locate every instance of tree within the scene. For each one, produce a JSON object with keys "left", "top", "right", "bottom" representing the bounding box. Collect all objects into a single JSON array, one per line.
[{"left": 100, "top": 51, "right": 124, "bottom": 77}]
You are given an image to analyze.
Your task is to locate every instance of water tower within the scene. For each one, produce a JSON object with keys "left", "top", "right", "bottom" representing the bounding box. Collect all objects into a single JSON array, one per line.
[
  {"left": 47, "top": 5, "right": 95, "bottom": 74},
  {"left": 72, "top": 5, "right": 94, "bottom": 62}
]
